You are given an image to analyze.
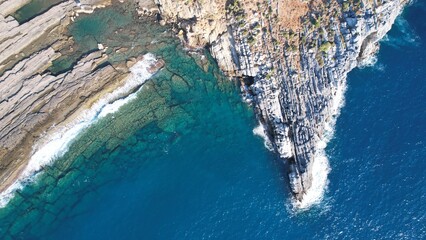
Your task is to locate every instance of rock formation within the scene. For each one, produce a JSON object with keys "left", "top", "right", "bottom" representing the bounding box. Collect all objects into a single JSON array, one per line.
[
  {"left": 0, "top": 0, "right": 141, "bottom": 194},
  {"left": 0, "top": 47, "right": 126, "bottom": 192},
  {"left": 148, "top": 0, "right": 409, "bottom": 202},
  {"left": 0, "top": 0, "right": 410, "bottom": 205}
]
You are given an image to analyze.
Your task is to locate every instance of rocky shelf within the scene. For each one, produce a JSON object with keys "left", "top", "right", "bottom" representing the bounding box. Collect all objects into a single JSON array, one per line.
[
  {"left": 0, "top": 0, "right": 410, "bottom": 205},
  {"left": 148, "top": 0, "right": 409, "bottom": 203}
]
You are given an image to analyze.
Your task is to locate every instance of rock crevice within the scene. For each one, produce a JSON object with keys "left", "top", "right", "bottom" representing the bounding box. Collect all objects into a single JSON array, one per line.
[
  {"left": 150, "top": 0, "right": 409, "bottom": 202},
  {"left": 0, "top": 0, "right": 410, "bottom": 204}
]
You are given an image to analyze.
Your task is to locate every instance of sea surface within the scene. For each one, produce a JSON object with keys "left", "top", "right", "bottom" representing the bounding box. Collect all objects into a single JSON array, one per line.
[{"left": 0, "top": 1, "right": 425, "bottom": 239}]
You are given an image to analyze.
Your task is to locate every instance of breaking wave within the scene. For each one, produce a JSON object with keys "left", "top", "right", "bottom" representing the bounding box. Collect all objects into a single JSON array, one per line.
[
  {"left": 0, "top": 54, "right": 160, "bottom": 208},
  {"left": 292, "top": 82, "right": 347, "bottom": 212},
  {"left": 253, "top": 122, "right": 274, "bottom": 151},
  {"left": 358, "top": 55, "right": 378, "bottom": 69},
  {"left": 382, "top": 17, "right": 420, "bottom": 48}
]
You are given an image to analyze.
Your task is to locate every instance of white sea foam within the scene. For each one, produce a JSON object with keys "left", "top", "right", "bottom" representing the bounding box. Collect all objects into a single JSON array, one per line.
[
  {"left": 382, "top": 17, "right": 420, "bottom": 48},
  {"left": 294, "top": 147, "right": 331, "bottom": 210},
  {"left": 253, "top": 122, "right": 274, "bottom": 151},
  {"left": 358, "top": 55, "right": 378, "bottom": 69},
  {"left": 292, "top": 82, "right": 347, "bottom": 211},
  {"left": 0, "top": 53, "right": 159, "bottom": 208}
]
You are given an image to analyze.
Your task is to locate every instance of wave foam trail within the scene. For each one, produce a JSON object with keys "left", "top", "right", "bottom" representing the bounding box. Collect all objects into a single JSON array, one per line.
[
  {"left": 292, "top": 83, "right": 347, "bottom": 211},
  {"left": 383, "top": 17, "right": 420, "bottom": 48},
  {"left": 358, "top": 55, "right": 378, "bottom": 69},
  {"left": 0, "top": 53, "right": 160, "bottom": 208},
  {"left": 253, "top": 122, "right": 274, "bottom": 151},
  {"left": 293, "top": 144, "right": 331, "bottom": 211}
]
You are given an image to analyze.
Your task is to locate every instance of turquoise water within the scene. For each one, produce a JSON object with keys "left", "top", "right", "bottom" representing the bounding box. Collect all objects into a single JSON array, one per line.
[
  {"left": 12, "top": 0, "right": 65, "bottom": 24},
  {"left": 1, "top": 2, "right": 425, "bottom": 239},
  {"left": 50, "top": 5, "right": 171, "bottom": 75}
]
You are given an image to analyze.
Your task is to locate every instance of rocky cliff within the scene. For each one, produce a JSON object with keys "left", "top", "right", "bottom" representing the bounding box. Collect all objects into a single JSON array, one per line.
[
  {"left": 0, "top": 0, "right": 159, "bottom": 194},
  {"left": 0, "top": 0, "right": 409, "bottom": 206},
  {"left": 148, "top": 0, "right": 409, "bottom": 204}
]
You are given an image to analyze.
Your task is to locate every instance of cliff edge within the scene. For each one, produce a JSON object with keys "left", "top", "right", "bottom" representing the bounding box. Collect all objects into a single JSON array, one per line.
[
  {"left": 0, "top": 0, "right": 409, "bottom": 208},
  {"left": 146, "top": 0, "right": 409, "bottom": 205}
]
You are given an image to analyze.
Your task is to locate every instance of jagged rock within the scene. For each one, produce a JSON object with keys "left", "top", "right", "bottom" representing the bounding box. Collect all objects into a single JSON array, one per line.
[
  {"left": 0, "top": 1, "right": 75, "bottom": 73},
  {"left": 0, "top": 0, "right": 410, "bottom": 205},
  {"left": 154, "top": 0, "right": 409, "bottom": 202},
  {"left": 210, "top": 32, "right": 239, "bottom": 75},
  {"left": 0, "top": 48, "right": 125, "bottom": 192},
  {"left": 154, "top": 0, "right": 228, "bottom": 47}
]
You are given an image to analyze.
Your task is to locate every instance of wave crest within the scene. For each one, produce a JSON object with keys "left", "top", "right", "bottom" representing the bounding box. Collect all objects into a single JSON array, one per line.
[
  {"left": 291, "top": 82, "right": 347, "bottom": 212},
  {"left": 0, "top": 53, "right": 159, "bottom": 208},
  {"left": 253, "top": 122, "right": 274, "bottom": 151}
]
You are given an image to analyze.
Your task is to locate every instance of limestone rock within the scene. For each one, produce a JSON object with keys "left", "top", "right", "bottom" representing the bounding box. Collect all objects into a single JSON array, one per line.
[
  {"left": 0, "top": 0, "right": 31, "bottom": 16},
  {"left": 0, "top": 1, "right": 75, "bottom": 73},
  {"left": 0, "top": 48, "right": 124, "bottom": 191},
  {"left": 0, "top": 0, "right": 410, "bottom": 204},
  {"left": 157, "top": 0, "right": 409, "bottom": 202}
]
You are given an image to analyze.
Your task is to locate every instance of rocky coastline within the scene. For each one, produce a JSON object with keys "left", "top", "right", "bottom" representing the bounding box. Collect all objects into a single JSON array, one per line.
[
  {"left": 148, "top": 0, "right": 409, "bottom": 204},
  {"left": 0, "top": 0, "right": 164, "bottom": 198},
  {"left": 0, "top": 0, "right": 409, "bottom": 207}
]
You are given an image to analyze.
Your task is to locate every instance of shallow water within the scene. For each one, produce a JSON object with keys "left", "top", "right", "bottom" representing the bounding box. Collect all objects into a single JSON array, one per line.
[
  {"left": 49, "top": 4, "right": 172, "bottom": 75},
  {"left": 12, "top": 0, "right": 65, "bottom": 24},
  {"left": 0, "top": 2, "right": 425, "bottom": 239}
]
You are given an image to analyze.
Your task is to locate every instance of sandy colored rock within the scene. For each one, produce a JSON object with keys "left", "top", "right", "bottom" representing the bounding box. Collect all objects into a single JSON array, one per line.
[
  {"left": 0, "top": 0, "right": 31, "bottom": 16},
  {"left": 0, "top": 1, "right": 75, "bottom": 73},
  {"left": 0, "top": 47, "right": 126, "bottom": 192},
  {"left": 154, "top": 0, "right": 409, "bottom": 201}
]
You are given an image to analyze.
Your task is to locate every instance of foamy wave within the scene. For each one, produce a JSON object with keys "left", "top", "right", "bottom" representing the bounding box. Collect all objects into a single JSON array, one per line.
[
  {"left": 292, "top": 82, "right": 347, "bottom": 211},
  {"left": 382, "top": 17, "right": 420, "bottom": 48},
  {"left": 358, "top": 55, "right": 378, "bottom": 69},
  {"left": 253, "top": 122, "right": 274, "bottom": 151},
  {"left": 294, "top": 147, "right": 331, "bottom": 210},
  {"left": 0, "top": 53, "right": 160, "bottom": 208}
]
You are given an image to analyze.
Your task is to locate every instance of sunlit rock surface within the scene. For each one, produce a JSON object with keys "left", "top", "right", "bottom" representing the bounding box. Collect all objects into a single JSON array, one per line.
[{"left": 0, "top": 0, "right": 410, "bottom": 207}]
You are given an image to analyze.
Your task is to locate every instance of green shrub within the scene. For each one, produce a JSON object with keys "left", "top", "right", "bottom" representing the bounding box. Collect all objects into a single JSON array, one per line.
[{"left": 319, "top": 42, "right": 332, "bottom": 52}]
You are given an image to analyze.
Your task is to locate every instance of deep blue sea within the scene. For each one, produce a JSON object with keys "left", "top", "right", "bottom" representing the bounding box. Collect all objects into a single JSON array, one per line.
[{"left": 0, "top": 1, "right": 425, "bottom": 239}]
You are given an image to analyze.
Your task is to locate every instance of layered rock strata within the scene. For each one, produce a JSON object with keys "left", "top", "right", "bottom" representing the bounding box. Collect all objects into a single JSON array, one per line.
[
  {"left": 0, "top": 47, "right": 127, "bottom": 192},
  {"left": 0, "top": 0, "right": 152, "bottom": 194},
  {"left": 150, "top": 0, "right": 408, "bottom": 201},
  {"left": 0, "top": 0, "right": 409, "bottom": 205}
]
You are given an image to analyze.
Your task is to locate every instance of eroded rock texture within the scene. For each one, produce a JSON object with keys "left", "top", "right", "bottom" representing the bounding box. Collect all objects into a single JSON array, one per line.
[
  {"left": 0, "top": 0, "right": 134, "bottom": 192},
  {"left": 151, "top": 0, "right": 408, "bottom": 200},
  {"left": 0, "top": 0, "right": 409, "bottom": 202}
]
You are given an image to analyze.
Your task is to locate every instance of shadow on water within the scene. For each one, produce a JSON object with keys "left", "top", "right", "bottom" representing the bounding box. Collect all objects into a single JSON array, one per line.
[{"left": 12, "top": 0, "right": 67, "bottom": 24}]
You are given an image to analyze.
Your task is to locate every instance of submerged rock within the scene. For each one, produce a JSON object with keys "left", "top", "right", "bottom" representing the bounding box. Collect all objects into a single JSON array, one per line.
[
  {"left": 151, "top": 0, "right": 409, "bottom": 204},
  {"left": 0, "top": 0, "right": 168, "bottom": 196},
  {"left": 0, "top": 0, "right": 411, "bottom": 208}
]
